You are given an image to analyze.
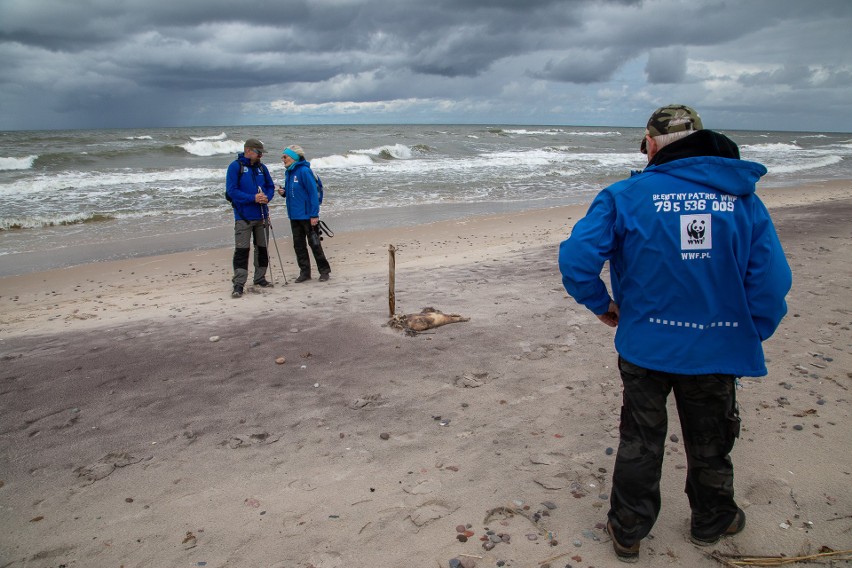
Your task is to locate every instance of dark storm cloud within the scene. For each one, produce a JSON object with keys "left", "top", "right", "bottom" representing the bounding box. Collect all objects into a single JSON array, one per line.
[
  {"left": 645, "top": 47, "right": 687, "bottom": 84},
  {"left": 0, "top": 0, "right": 850, "bottom": 130},
  {"left": 0, "top": 0, "right": 606, "bottom": 87},
  {"left": 529, "top": 48, "right": 632, "bottom": 84}
]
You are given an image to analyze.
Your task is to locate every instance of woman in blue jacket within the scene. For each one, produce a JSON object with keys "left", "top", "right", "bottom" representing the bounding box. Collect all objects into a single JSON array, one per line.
[{"left": 278, "top": 145, "right": 331, "bottom": 282}]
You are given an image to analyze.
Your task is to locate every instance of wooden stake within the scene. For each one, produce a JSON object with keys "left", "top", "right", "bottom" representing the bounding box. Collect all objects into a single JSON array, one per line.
[{"left": 388, "top": 244, "right": 396, "bottom": 317}]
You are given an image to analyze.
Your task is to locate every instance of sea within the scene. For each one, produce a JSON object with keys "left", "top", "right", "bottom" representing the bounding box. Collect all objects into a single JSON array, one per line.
[{"left": 1, "top": 124, "right": 850, "bottom": 277}]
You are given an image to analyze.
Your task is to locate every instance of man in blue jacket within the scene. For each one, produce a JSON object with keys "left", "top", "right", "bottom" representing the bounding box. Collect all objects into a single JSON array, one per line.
[
  {"left": 225, "top": 138, "right": 276, "bottom": 298},
  {"left": 559, "top": 105, "right": 792, "bottom": 562}
]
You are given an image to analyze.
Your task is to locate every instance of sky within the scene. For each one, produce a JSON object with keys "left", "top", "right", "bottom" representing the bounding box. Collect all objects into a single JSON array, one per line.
[{"left": 1, "top": 0, "right": 851, "bottom": 133}]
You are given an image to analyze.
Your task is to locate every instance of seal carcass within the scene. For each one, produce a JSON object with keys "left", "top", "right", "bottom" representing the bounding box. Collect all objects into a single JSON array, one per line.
[{"left": 390, "top": 307, "right": 470, "bottom": 334}]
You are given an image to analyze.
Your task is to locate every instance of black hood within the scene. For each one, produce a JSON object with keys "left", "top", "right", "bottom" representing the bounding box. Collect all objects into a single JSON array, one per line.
[{"left": 648, "top": 129, "right": 740, "bottom": 168}]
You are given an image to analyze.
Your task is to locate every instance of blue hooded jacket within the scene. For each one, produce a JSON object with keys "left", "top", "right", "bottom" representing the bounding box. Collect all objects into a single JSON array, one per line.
[
  {"left": 559, "top": 130, "right": 792, "bottom": 377},
  {"left": 282, "top": 159, "right": 320, "bottom": 220},
  {"left": 226, "top": 153, "right": 275, "bottom": 221}
]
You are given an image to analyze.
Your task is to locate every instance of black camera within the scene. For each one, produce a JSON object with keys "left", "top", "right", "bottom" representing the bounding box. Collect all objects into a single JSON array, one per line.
[
  {"left": 308, "top": 225, "right": 322, "bottom": 247},
  {"left": 308, "top": 220, "right": 333, "bottom": 248}
]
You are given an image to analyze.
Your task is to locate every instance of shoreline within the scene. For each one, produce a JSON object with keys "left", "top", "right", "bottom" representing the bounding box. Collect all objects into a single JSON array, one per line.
[
  {"left": 0, "top": 197, "right": 591, "bottom": 278},
  {"left": 1, "top": 180, "right": 851, "bottom": 341},
  {"left": 0, "top": 179, "right": 847, "bottom": 341},
  {"left": 0, "top": 179, "right": 849, "bottom": 279},
  {"left": 0, "top": 181, "right": 851, "bottom": 567}
]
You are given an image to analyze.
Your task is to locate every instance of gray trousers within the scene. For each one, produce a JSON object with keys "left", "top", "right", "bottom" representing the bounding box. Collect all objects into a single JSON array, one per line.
[{"left": 232, "top": 220, "right": 269, "bottom": 287}]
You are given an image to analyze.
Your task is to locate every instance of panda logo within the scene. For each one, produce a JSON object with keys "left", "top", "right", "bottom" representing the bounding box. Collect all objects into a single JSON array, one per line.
[
  {"left": 681, "top": 214, "right": 712, "bottom": 250},
  {"left": 686, "top": 218, "right": 706, "bottom": 240}
]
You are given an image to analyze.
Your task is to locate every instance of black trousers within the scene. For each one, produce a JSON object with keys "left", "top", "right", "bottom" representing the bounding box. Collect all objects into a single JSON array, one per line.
[
  {"left": 608, "top": 357, "right": 741, "bottom": 546},
  {"left": 290, "top": 219, "right": 330, "bottom": 277}
]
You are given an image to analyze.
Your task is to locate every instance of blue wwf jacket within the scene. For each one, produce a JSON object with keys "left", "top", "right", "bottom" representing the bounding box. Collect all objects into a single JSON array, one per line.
[
  {"left": 559, "top": 130, "right": 792, "bottom": 377},
  {"left": 282, "top": 159, "right": 320, "bottom": 220},
  {"left": 226, "top": 153, "right": 275, "bottom": 221}
]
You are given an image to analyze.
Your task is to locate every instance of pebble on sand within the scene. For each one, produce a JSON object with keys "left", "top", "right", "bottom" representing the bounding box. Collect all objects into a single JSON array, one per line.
[
  {"left": 275, "top": 357, "right": 286, "bottom": 364},
  {"left": 209, "top": 336, "right": 220, "bottom": 342}
]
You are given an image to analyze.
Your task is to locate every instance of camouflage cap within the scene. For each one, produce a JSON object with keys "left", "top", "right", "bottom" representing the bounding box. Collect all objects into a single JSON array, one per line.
[
  {"left": 640, "top": 104, "right": 703, "bottom": 153},
  {"left": 244, "top": 138, "right": 265, "bottom": 153}
]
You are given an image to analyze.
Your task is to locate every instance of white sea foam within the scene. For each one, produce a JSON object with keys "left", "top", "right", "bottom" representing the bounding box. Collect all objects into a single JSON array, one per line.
[
  {"left": 0, "top": 168, "right": 225, "bottom": 196},
  {"left": 0, "top": 211, "right": 110, "bottom": 230},
  {"left": 741, "top": 143, "right": 803, "bottom": 153},
  {"left": 477, "top": 148, "right": 639, "bottom": 170},
  {"left": 0, "top": 156, "right": 37, "bottom": 171},
  {"left": 568, "top": 130, "right": 622, "bottom": 137},
  {"left": 548, "top": 167, "right": 584, "bottom": 177},
  {"left": 504, "top": 129, "right": 622, "bottom": 137},
  {"left": 191, "top": 132, "right": 228, "bottom": 141},
  {"left": 0, "top": 206, "right": 210, "bottom": 230},
  {"left": 125, "top": 135, "right": 153, "bottom": 140},
  {"left": 352, "top": 144, "right": 413, "bottom": 159},
  {"left": 181, "top": 139, "right": 243, "bottom": 156},
  {"left": 311, "top": 154, "right": 374, "bottom": 169},
  {"left": 504, "top": 129, "right": 565, "bottom": 135},
  {"left": 768, "top": 155, "right": 843, "bottom": 174},
  {"left": 325, "top": 148, "right": 642, "bottom": 184}
]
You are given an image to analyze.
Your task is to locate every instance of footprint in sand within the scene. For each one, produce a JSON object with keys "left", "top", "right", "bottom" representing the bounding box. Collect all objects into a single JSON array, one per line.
[
  {"left": 287, "top": 479, "right": 318, "bottom": 491},
  {"left": 408, "top": 499, "right": 459, "bottom": 528},
  {"left": 350, "top": 394, "right": 387, "bottom": 409},
  {"left": 741, "top": 476, "right": 790, "bottom": 506},
  {"left": 74, "top": 452, "right": 142, "bottom": 486},
  {"left": 453, "top": 370, "right": 496, "bottom": 388},
  {"left": 402, "top": 478, "right": 442, "bottom": 495},
  {"left": 280, "top": 510, "right": 312, "bottom": 536}
]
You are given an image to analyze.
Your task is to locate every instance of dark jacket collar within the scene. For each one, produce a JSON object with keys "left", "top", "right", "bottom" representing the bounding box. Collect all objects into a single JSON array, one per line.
[{"left": 648, "top": 129, "right": 740, "bottom": 167}]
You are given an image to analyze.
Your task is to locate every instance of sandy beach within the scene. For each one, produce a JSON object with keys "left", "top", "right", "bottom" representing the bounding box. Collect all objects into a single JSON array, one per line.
[{"left": 1, "top": 181, "right": 850, "bottom": 568}]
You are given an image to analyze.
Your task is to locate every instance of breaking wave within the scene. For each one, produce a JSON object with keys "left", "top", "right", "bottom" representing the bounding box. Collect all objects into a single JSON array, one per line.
[
  {"left": 0, "top": 212, "right": 116, "bottom": 231},
  {"left": 0, "top": 155, "right": 38, "bottom": 171},
  {"left": 181, "top": 138, "right": 244, "bottom": 156}
]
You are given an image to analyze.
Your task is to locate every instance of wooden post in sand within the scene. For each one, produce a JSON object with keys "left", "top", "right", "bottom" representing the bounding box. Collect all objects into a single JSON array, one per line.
[{"left": 388, "top": 245, "right": 396, "bottom": 317}]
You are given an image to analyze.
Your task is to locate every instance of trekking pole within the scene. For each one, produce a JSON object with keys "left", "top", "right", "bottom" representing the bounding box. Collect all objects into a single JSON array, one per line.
[
  {"left": 264, "top": 204, "right": 288, "bottom": 285},
  {"left": 255, "top": 187, "right": 276, "bottom": 287},
  {"left": 260, "top": 205, "right": 275, "bottom": 287}
]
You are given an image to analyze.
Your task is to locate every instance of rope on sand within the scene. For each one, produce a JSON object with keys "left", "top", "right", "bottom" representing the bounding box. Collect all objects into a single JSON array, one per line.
[{"left": 707, "top": 548, "right": 852, "bottom": 566}]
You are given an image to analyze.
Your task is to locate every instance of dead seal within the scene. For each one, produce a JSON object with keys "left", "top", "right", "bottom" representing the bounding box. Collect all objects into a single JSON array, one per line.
[{"left": 389, "top": 307, "right": 470, "bottom": 335}]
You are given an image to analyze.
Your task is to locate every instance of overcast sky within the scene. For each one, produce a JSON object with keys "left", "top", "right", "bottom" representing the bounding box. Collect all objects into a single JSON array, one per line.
[{"left": 1, "top": 0, "right": 851, "bottom": 132}]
